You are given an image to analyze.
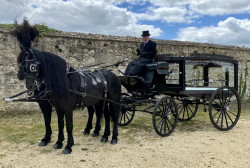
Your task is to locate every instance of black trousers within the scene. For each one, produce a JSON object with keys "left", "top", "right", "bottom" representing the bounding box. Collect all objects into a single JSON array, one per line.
[{"left": 125, "top": 59, "right": 152, "bottom": 76}]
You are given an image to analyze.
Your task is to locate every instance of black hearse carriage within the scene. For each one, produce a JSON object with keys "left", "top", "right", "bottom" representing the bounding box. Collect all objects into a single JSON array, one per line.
[
  {"left": 119, "top": 54, "right": 241, "bottom": 137},
  {"left": 6, "top": 53, "right": 241, "bottom": 137}
]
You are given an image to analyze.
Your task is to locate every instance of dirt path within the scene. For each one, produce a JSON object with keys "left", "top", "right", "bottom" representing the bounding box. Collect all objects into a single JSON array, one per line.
[{"left": 0, "top": 112, "right": 249, "bottom": 168}]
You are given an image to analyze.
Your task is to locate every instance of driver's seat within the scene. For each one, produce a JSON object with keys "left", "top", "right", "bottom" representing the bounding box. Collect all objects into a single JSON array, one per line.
[{"left": 140, "top": 63, "right": 157, "bottom": 84}]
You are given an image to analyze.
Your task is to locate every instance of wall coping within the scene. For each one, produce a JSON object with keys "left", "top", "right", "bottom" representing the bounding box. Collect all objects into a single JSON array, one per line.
[{"left": 1, "top": 28, "right": 250, "bottom": 52}]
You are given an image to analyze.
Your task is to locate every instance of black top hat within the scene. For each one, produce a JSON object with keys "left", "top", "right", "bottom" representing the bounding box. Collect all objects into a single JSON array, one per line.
[{"left": 141, "top": 30, "right": 151, "bottom": 37}]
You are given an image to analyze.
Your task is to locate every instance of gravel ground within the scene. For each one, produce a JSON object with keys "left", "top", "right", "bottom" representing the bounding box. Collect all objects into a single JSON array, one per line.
[{"left": 0, "top": 111, "right": 249, "bottom": 168}]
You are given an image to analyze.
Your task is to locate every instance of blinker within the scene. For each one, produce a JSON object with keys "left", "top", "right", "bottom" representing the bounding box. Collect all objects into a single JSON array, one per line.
[{"left": 30, "top": 63, "right": 38, "bottom": 72}]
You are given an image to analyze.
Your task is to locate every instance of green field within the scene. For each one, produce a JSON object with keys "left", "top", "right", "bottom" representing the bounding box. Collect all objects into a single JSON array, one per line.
[{"left": 0, "top": 100, "right": 249, "bottom": 145}]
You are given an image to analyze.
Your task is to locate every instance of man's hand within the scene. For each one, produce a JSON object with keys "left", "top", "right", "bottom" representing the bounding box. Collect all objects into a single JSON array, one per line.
[{"left": 136, "top": 48, "right": 141, "bottom": 55}]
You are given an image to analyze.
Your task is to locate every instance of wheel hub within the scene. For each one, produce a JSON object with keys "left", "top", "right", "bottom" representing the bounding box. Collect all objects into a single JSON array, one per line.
[
  {"left": 164, "top": 113, "right": 171, "bottom": 119},
  {"left": 225, "top": 106, "right": 230, "bottom": 112}
]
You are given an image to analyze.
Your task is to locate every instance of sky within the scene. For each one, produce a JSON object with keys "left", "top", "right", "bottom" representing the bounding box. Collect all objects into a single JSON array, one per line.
[{"left": 1, "top": 0, "right": 250, "bottom": 48}]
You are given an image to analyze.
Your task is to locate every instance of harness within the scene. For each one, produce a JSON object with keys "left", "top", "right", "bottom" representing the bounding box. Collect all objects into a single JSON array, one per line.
[
  {"left": 67, "top": 64, "right": 108, "bottom": 110},
  {"left": 8, "top": 49, "right": 110, "bottom": 109}
]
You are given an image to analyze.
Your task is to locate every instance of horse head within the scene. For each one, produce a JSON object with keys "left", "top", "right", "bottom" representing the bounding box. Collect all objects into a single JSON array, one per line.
[
  {"left": 17, "top": 48, "right": 43, "bottom": 91},
  {"left": 13, "top": 19, "right": 46, "bottom": 92}
]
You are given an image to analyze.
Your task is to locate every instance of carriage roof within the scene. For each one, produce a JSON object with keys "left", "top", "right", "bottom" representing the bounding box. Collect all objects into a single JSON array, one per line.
[{"left": 155, "top": 53, "right": 238, "bottom": 64}]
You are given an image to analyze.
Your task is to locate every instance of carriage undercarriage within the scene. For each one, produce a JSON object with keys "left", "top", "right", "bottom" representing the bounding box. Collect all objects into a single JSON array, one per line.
[{"left": 118, "top": 86, "right": 241, "bottom": 137}]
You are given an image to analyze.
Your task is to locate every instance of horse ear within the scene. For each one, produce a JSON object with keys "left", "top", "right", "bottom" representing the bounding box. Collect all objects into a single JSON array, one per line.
[
  {"left": 11, "top": 20, "right": 21, "bottom": 42},
  {"left": 29, "top": 26, "right": 39, "bottom": 41}
]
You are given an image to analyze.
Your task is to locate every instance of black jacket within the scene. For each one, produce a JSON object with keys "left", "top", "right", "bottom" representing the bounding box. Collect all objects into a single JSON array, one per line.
[{"left": 138, "top": 40, "right": 157, "bottom": 62}]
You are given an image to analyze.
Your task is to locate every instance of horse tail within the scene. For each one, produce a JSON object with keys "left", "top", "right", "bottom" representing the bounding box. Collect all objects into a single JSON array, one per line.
[
  {"left": 102, "top": 69, "right": 121, "bottom": 116},
  {"left": 103, "top": 69, "right": 121, "bottom": 103}
]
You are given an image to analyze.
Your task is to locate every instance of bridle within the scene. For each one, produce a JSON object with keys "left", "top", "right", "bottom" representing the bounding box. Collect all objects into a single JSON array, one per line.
[{"left": 18, "top": 48, "right": 45, "bottom": 91}]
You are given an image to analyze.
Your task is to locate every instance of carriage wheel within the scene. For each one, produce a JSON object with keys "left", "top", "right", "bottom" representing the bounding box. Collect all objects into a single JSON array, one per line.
[
  {"left": 153, "top": 96, "right": 178, "bottom": 137},
  {"left": 209, "top": 86, "right": 241, "bottom": 131},
  {"left": 118, "top": 93, "right": 135, "bottom": 126},
  {"left": 176, "top": 97, "right": 199, "bottom": 121}
]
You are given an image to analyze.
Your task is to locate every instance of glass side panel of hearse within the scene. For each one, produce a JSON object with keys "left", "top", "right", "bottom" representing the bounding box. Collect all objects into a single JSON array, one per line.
[
  {"left": 185, "top": 60, "right": 236, "bottom": 90},
  {"left": 155, "top": 60, "right": 185, "bottom": 94}
]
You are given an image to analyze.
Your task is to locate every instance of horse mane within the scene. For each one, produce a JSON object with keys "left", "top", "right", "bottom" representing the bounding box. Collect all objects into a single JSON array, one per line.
[{"left": 32, "top": 48, "right": 71, "bottom": 97}]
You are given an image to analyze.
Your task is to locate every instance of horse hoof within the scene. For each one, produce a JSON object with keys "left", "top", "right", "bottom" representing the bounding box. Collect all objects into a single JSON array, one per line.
[
  {"left": 53, "top": 143, "right": 63, "bottom": 149},
  {"left": 100, "top": 137, "right": 108, "bottom": 143},
  {"left": 83, "top": 130, "right": 90, "bottom": 135},
  {"left": 62, "top": 147, "right": 72, "bottom": 154},
  {"left": 110, "top": 139, "right": 118, "bottom": 145},
  {"left": 39, "top": 140, "right": 50, "bottom": 147},
  {"left": 92, "top": 133, "right": 99, "bottom": 137}
]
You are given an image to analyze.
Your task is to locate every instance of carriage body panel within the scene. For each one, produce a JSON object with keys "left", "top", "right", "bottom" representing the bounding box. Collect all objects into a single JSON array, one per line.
[{"left": 120, "top": 54, "right": 238, "bottom": 100}]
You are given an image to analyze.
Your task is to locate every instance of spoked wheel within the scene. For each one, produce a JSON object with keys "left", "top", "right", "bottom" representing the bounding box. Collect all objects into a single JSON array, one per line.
[
  {"left": 209, "top": 86, "right": 241, "bottom": 131},
  {"left": 176, "top": 97, "right": 199, "bottom": 121},
  {"left": 118, "top": 93, "right": 135, "bottom": 126},
  {"left": 153, "top": 96, "right": 178, "bottom": 137}
]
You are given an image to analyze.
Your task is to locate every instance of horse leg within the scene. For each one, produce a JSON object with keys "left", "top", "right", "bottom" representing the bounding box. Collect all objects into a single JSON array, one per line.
[
  {"left": 92, "top": 105, "right": 102, "bottom": 137},
  {"left": 62, "top": 111, "right": 74, "bottom": 154},
  {"left": 53, "top": 108, "right": 65, "bottom": 149},
  {"left": 38, "top": 101, "right": 52, "bottom": 146},
  {"left": 100, "top": 103, "right": 110, "bottom": 143},
  {"left": 83, "top": 106, "right": 94, "bottom": 135},
  {"left": 109, "top": 103, "right": 120, "bottom": 144},
  {"left": 106, "top": 75, "right": 121, "bottom": 145}
]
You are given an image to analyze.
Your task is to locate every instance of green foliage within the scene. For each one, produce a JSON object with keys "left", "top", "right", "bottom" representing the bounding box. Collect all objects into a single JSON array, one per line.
[
  {"left": 0, "top": 24, "right": 15, "bottom": 29},
  {"left": 0, "top": 22, "right": 58, "bottom": 37},
  {"left": 132, "top": 48, "right": 137, "bottom": 60},
  {"left": 34, "top": 23, "right": 58, "bottom": 37}
]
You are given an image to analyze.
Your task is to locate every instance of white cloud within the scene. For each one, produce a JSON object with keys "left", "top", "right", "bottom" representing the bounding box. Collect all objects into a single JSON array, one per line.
[
  {"left": 121, "top": 0, "right": 250, "bottom": 21},
  {"left": 175, "top": 17, "right": 250, "bottom": 47},
  {"left": 135, "top": 6, "right": 190, "bottom": 23},
  {"left": 0, "top": 0, "right": 29, "bottom": 23},
  {"left": 0, "top": 0, "right": 250, "bottom": 47},
  {"left": 0, "top": 0, "right": 162, "bottom": 37},
  {"left": 189, "top": 0, "right": 250, "bottom": 16}
]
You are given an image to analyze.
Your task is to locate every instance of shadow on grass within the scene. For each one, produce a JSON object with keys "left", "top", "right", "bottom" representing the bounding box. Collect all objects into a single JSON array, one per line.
[
  {"left": 119, "top": 108, "right": 229, "bottom": 139},
  {"left": 176, "top": 118, "right": 213, "bottom": 133}
]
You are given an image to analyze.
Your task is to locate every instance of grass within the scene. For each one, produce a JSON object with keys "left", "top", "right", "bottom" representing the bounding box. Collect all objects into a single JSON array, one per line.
[
  {"left": 0, "top": 101, "right": 249, "bottom": 146},
  {"left": 0, "top": 109, "right": 88, "bottom": 145},
  {"left": 240, "top": 99, "right": 250, "bottom": 117},
  {"left": 0, "top": 154, "right": 6, "bottom": 159}
]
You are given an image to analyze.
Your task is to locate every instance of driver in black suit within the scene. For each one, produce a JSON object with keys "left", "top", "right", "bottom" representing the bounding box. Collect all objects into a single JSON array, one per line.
[{"left": 125, "top": 30, "right": 157, "bottom": 76}]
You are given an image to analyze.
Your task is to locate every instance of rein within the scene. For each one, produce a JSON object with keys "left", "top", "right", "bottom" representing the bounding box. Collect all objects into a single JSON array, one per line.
[{"left": 3, "top": 90, "right": 48, "bottom": 102}]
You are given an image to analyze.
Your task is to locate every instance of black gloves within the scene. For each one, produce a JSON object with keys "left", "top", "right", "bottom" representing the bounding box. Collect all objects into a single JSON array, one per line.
[
  {"left": 136, "top": 48, "right": 141, "bottom": 55},
  {"left": 142, "top": 52, "right": 147, "bottom": 56}
]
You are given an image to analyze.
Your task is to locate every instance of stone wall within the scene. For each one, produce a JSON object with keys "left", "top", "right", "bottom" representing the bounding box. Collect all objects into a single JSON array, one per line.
[{"left": 0, "top": 28, "right": 250, "bottom": 111}]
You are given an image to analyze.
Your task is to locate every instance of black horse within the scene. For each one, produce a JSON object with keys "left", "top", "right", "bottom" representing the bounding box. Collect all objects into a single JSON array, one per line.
[
  {"left": 12, "top": 20, "right": 121, "bottom": 154},
  {"left": 83, "top": 106, "right": 102, "bottom": 137}
]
